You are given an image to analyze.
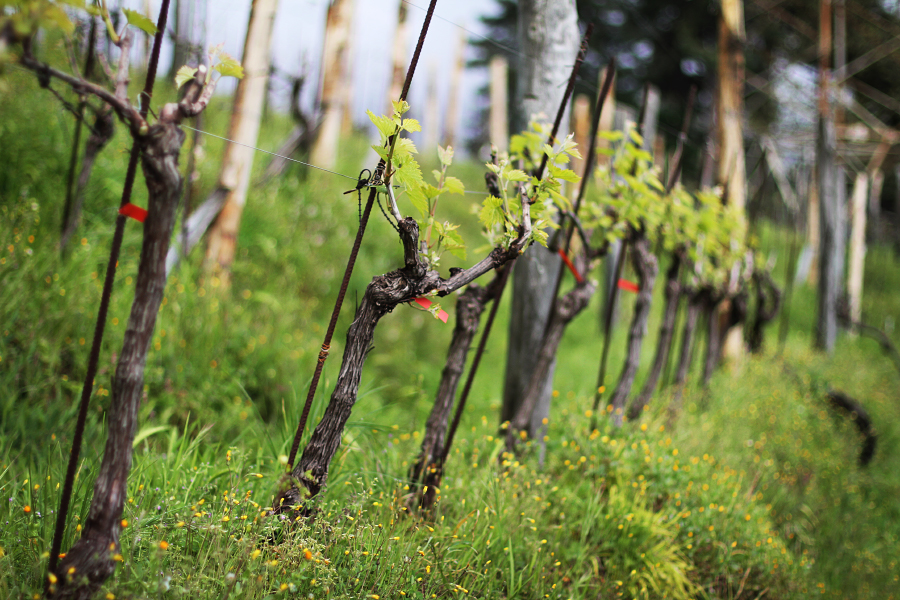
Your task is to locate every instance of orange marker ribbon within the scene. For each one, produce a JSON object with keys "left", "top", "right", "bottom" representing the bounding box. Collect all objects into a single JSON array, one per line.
[
  {"left": 557, "top": 248, "right": 583, "bottom": 283},
  {"left": 119, "top": 203, "right": 148, "bottom": 223},
  {"left": 412, "top": 297, "right": 449, "bottom": 323},
  {"left": 617, "top": 278, "right": 639, "bottom": 293}
]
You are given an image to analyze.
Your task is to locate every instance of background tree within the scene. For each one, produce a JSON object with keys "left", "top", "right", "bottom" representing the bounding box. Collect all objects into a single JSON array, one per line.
[
  {"left": 501, "top": 0, "right": 579, "bottom": 439},
  {"left": 204, "top": 0, "right": 279, "bottom": 284}
]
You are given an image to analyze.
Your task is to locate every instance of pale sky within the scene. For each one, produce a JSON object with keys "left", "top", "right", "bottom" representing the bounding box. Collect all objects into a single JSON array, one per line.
[{"left": 131, "top": 0, "right": 499, "bottom": 148}]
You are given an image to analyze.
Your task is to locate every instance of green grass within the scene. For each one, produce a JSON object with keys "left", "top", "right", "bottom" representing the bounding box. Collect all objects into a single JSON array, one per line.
[{"left": 3, "top": 48, "right": 900, "bottom": 599}]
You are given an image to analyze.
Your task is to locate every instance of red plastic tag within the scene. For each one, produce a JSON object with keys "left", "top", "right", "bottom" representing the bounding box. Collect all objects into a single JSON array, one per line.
[
  {"left": 412, "top": 297, "right": 449, "bottom": 323},
  {"left": 119, "top": 203, "right": 148, "bottom": 223},
  {"left": 617, "top": 279, "right": 639, "bottom": 293},
  {"left": 558, "top": 248, "right": 583, "bottom": 283}
]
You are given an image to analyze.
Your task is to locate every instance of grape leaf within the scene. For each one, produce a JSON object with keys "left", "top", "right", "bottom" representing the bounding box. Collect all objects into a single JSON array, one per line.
[
  {"left": 214, "top": 54, "right": 244, "bottom": 80},
  {"left": 401, "top": 118, "right": 421, "bottom": 133},
  {"left": 122, "top": 9, "right": 158, "bottom": 36},
  {"left": 406, "top": 184, "right": 430, "bottom": 219},
  {"left": 367, "top": 111, "right": 396, "bottom": 140},
  {"left": 437, "top": 145, "right": 454, "bottom": 166},
  {"left": 506, "top": 169, "right": 529, "bottom": 183},
  {"left": 174, "top": 66, "right": 198, "bottom": 89},
  {"left": 443, "top": 176, "right": 465, "bottom": 196}
]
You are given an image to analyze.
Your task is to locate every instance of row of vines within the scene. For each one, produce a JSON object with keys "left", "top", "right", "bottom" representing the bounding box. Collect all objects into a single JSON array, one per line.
[{"left": 1, "top": 1, "right": 788, "bottom": 599}]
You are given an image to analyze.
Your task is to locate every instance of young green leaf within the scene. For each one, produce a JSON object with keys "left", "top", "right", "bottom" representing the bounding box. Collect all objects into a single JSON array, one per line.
[
  {"left": 506, "top": 169, "right": 530, "bottom": 183},
  {"left": 437, "top": 145, "right": 454, "bottom": 167},
  {"left": 401, "top": 118, "right": 421, "bottom": 133},
  {"left": 406, "top": 184, "right": 431, "bottom": 219},
  {"left": 443, "top": 176, "right": 465, "bottom": 196},
  {"left": 122, "top": 8, "right": 158, "bottom": 36},
  {"left": 367, "top": 110, "right": 396, "bottom": 140},
  {"left": 214, "top": 54, "right": 244, "bottom": 79},
  {"left": 174, "top": 66, "right": 198, "bottom": 89}
]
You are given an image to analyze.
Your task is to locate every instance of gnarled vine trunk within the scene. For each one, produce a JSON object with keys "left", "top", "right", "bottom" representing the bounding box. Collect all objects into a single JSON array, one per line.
[
  {"left": 277, "top": 220, "right": 524, "bottom": 509},
  {"left": 51, "top": 121, "right": 185, "bottom": 600},
  {"left": 507, "top": 274, "right": 596, "bottom": 451},
  {"left": 409, "top": 281, "right": 497, "bottom": 503},
  {"left": 628, "top": 252, "right": 682, "bottom": 419},
  {"left": 608, "top": 236, "right": 658, "bottom": 426}
]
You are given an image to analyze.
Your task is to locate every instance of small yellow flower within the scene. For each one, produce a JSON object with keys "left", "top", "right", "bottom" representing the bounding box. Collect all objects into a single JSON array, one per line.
[
  {"left": 120, "top": 519, "right": 128, "bottom": 528},
  {"left": 112, "top": 554, "right": 124, "bottom": 562},
  {"left": 251, "top": 549, "right": 261, "bottom": 559},
  {"left": 159, "top": 541, "right": 169, "bottom": 550},
  {"left": 106, "top": 594, "right": 115, "bottom": 600},
  {"left": 279, "top": 583, "right": 288, "bottom": 591},
  {"left": 304, "top": 549, "right": 313, "bottom": 560},
  {"left": 48, "top": 573, "right": 58, "bottom": 584}
]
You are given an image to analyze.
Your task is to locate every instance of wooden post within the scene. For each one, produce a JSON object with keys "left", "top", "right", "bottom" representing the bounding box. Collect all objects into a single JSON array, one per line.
[
  {"left": 387, "top": 0, "right": 409, "bottom": 110},
  {"left": 571, "top": 94, "right": 590, "bottom": 192},
  {"left": 310, "top": 0, "right": 354, "bottom": 169},
  {"left": 443, "top": 30, "right": 466, "bottom": 148},
  {"left": 718, "top": 0, "right": 747, "bottom": 361},
  {"left": 717, "top": 0, "right": 747, "bottom": 211},
  {"left": 806, "top": 168, "right": 820, "bottom": 283},
  {"left": 641, "top": 85, "right": 660, "bottom": 152},
  {"left": 204, "top": 0, "right": 279, "bottom": 283},
  {"left": 341, "top": 1, "right": 356, "bottom": 136},
  {"left": 816, "top": 0, "right": 843, "bottom": 353},
  {"left": 870, "top": 169, "right": 883, "bottom": 221},
  {"left": 489, "top": 55, "right": 509, "bottom": 152},
  {"left": 848, "top": 171, "right": 868, "bottom": 326},
  {"left": 424, "top": 62, "right": 440, "bottom": 153},
  {"left": 596, "top": 66, "right": 615, "bottom": 168}
]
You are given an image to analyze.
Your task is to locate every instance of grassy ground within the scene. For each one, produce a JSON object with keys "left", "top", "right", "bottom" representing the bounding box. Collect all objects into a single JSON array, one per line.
[{"left": 2, "top": 57, "right": 900, "bottom": 599}]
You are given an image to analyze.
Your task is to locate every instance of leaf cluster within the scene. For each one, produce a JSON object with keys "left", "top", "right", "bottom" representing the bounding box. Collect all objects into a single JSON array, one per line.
[
  {"left": 175, "top": 44, "right": 244, "bottom": 89},
  {"left": 480, "top": 120, "right": 581, "bottom": 250}
]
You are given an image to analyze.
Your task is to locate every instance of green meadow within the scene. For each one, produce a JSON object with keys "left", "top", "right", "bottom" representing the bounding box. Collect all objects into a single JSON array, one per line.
[{"left": 2, "top": 65, "right": 899, "bottom": 599}]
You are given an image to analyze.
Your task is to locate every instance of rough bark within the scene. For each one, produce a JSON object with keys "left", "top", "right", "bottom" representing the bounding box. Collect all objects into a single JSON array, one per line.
[
  {"left": 704, "top": 285, "right": 747, "bottom": 385},
  {"left": 204, "top": 0, "right": 279, "bottom": 282},
  {"left": 276, "top": 220, "right": 526, "bottom": 510},
  {"left": 748, "top": 269, "right": 782, "bottom": 353},
  {"left": 410, "top": 283, "right": 493, "bottom": 488},
  {"left": 40, "top": 53, "right": 217, "bottom": 594},
  {"left": 508, "top": 277, "right": 596, "bottom": 450},
  {"left": 51, "top": 121, "right": 186, "bottom": 600},
  {"left": 60, "top": 106, "right": 116, "bottom": 251},
  {"left": 502, "top": 0, "right": 579, "bottom": 436},
  {"left": 674, "top": 287, "right": 706, "bottom": 387},
  {"left": 629, "top": 252, "right": 682, "bottom": 419},
  {"left": 703, "top": 298, "right": 723, "bottom": 386},
  {"left": 608, "top": 236, "right": 658, "bottom": 426}
]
